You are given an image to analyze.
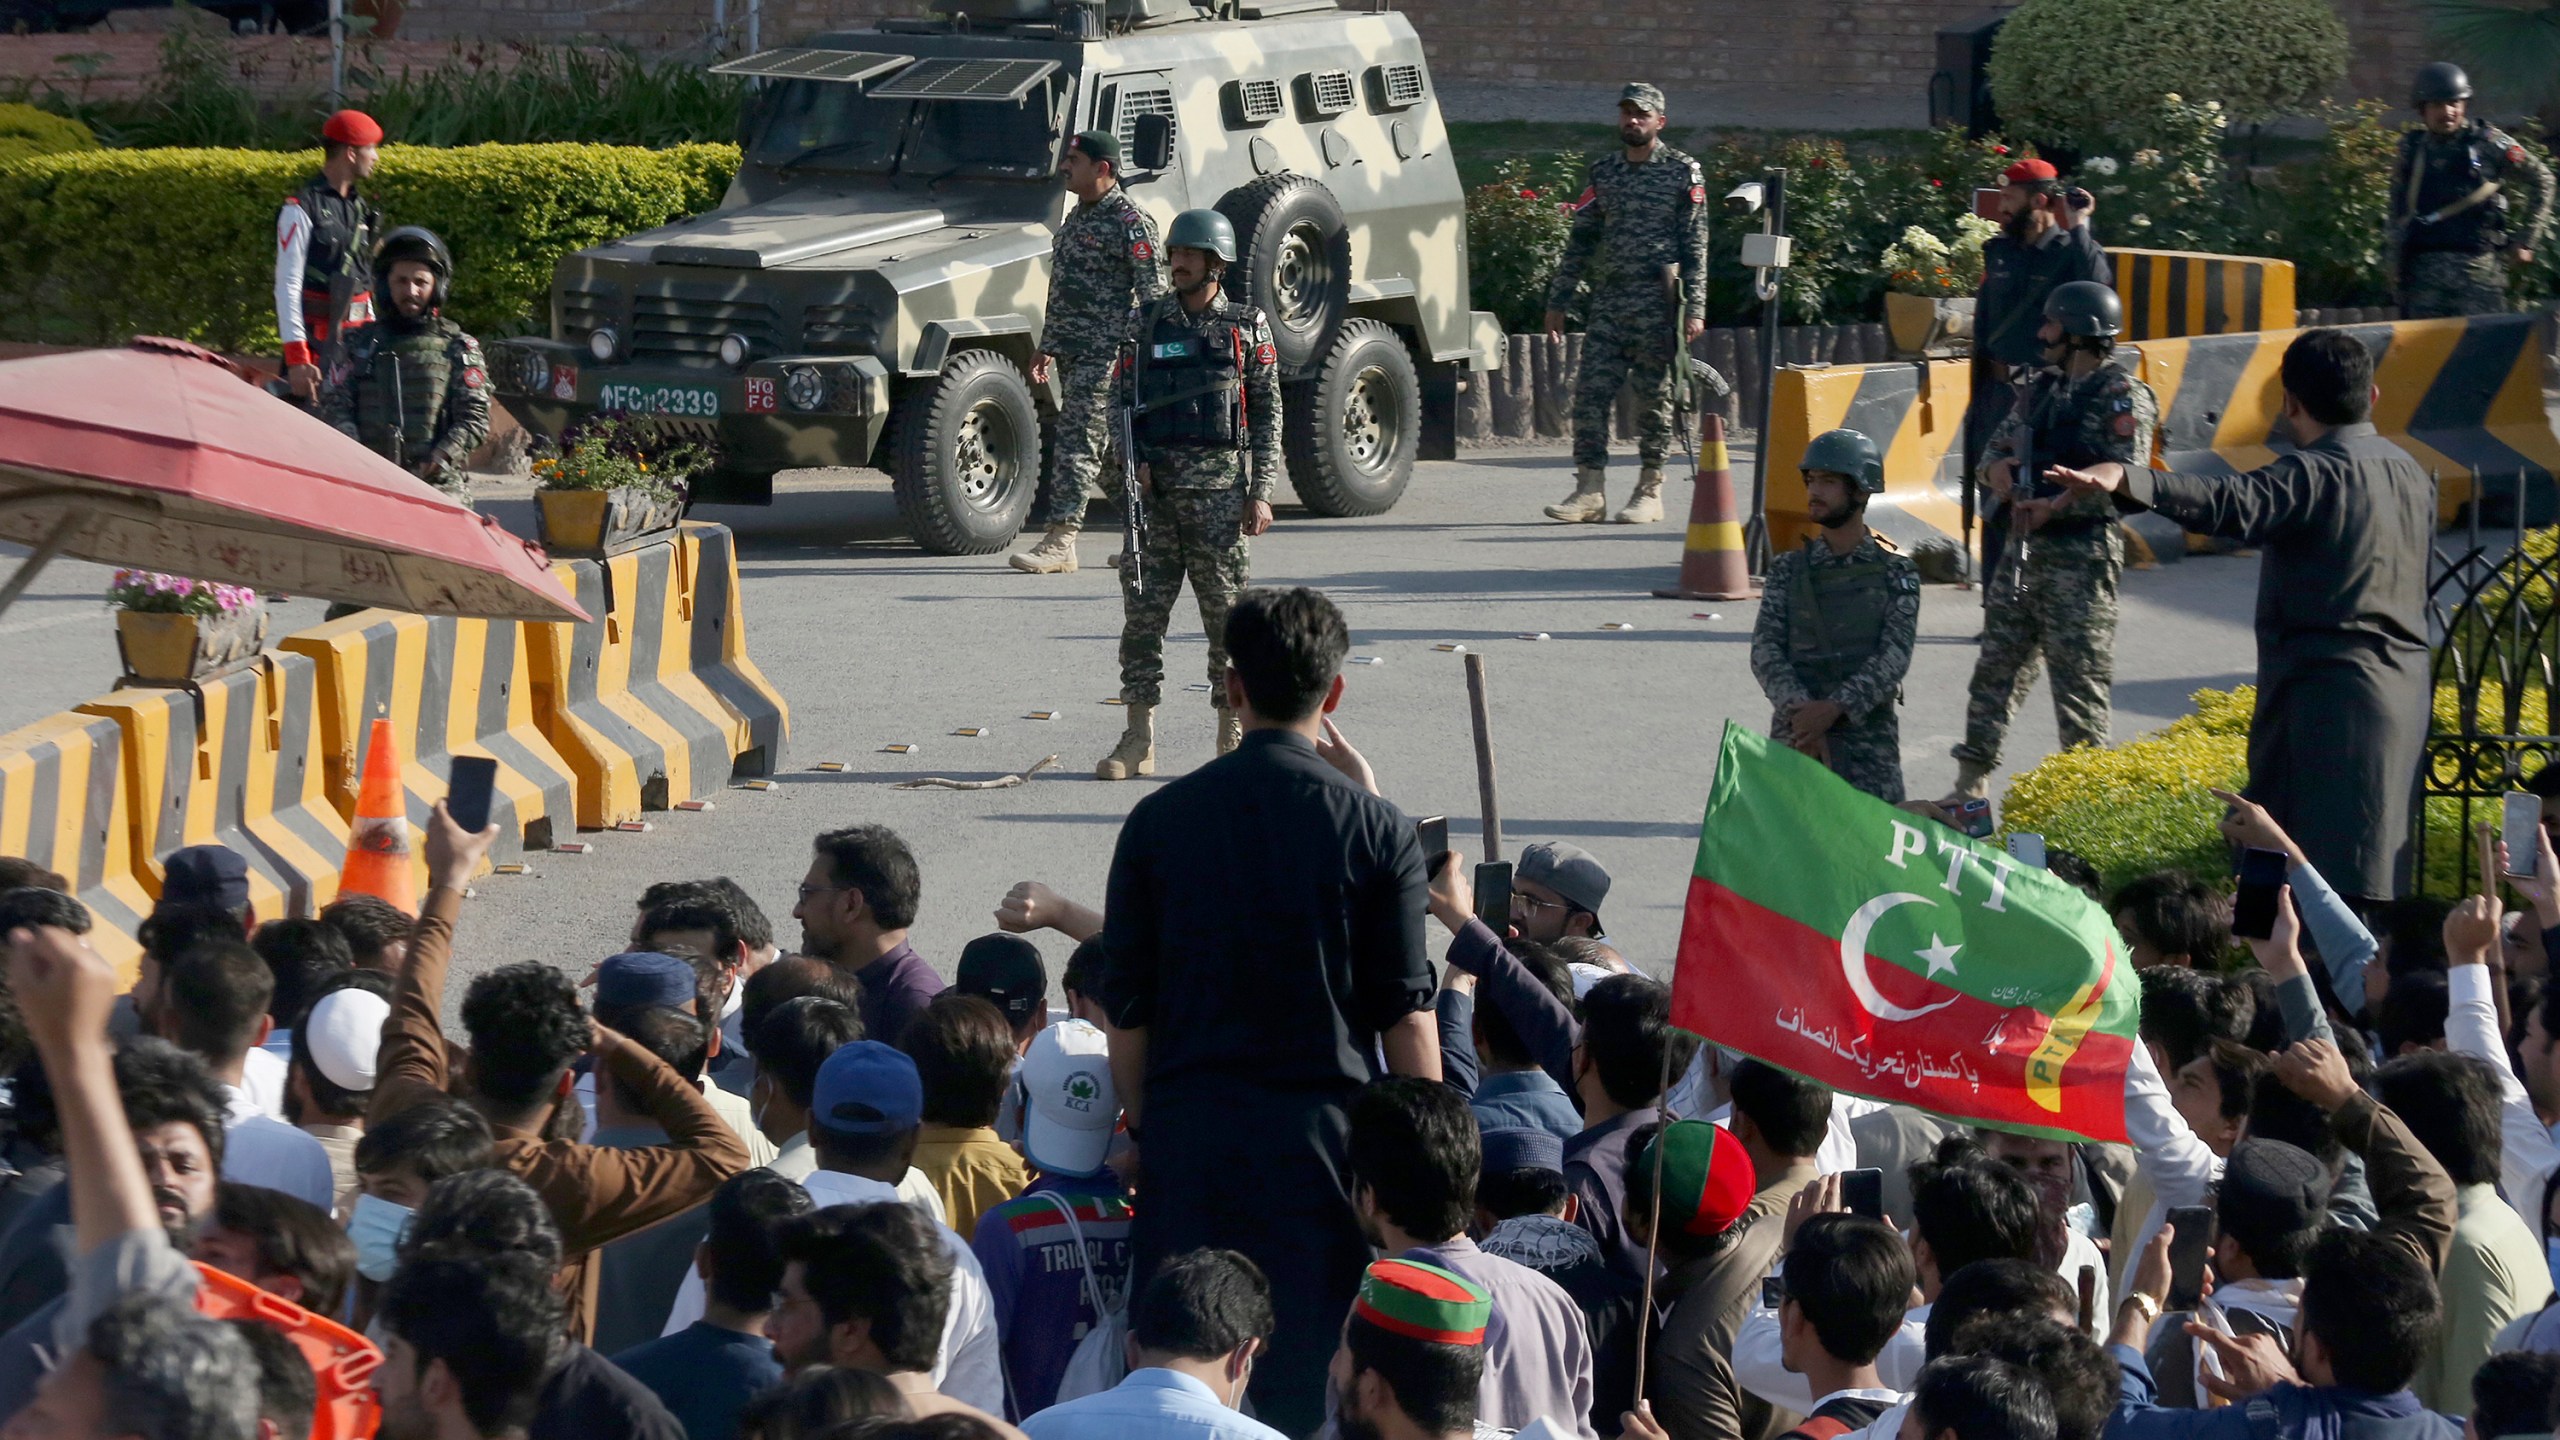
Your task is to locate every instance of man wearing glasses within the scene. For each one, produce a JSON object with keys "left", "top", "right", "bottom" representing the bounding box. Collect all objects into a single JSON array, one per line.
[
  {"left": 793, "top": 825, "right": 945, "bottom": 1047},
  {"left": 1508, "top": 843, "right": 1611, "bottom": 944}
]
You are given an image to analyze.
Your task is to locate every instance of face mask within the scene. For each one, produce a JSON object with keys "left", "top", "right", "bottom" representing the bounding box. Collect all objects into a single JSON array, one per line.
[{"left": 349, "top": 1192, "right": 413, "bottom": 1282}]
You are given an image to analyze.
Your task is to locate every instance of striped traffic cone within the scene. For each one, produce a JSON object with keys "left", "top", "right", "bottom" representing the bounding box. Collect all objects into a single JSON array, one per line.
[
  {"left": 338, "top": 717, "right": 416, "bottom": 913},
  {"left": 1653, "top": 414, "right": 1760, "bottom": 600}
]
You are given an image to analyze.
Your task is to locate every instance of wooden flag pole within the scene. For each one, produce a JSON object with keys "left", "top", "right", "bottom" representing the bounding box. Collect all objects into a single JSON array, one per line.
[{"left": 1630, "top": 1039, "right": 1676, "bottom": 1408}]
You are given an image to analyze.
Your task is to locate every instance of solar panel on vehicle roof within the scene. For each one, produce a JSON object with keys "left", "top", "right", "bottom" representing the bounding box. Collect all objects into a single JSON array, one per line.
[
  {"left": 867, "top": 57, "right": 1058, "bottom": 101},
  {"left": 709, "top": 48, "right": 913, "bottom": 83}
]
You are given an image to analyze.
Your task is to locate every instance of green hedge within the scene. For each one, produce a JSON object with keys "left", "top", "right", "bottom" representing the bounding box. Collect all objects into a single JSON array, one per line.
[
  {"left": 0, "top": 142, "right": 739, "bottom": 349},
  {"left": 0, "top": 103, "right": 96, "bottom": 166},
  {"left": 1989, "top": 0, "right": 2348, "bottom": 150},
  {"left": 1998, "top": 686, "right": 2253, "bottom": 897}
]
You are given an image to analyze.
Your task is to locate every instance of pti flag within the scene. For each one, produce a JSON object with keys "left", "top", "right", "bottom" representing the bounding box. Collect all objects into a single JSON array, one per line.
[{"left": 1673, "top": 722, "right": 2140, "bottom": 1143}]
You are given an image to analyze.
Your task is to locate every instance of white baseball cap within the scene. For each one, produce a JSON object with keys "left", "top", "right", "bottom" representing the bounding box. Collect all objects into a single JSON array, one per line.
[
  {"left": 304, "top": 988, "right": 391, "bottom": 1092},
  {"left": 1020, "top": 1019, "right": 1118, "bottom": 1177}
]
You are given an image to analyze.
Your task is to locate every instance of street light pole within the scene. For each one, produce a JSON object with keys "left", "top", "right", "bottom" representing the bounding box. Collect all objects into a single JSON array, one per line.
[{"left": 1741, "top": 167, "right": 1790, "bottom": 578}]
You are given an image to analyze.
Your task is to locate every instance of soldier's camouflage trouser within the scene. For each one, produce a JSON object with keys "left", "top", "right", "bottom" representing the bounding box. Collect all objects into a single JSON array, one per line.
[
  {"left": 1572, "top": 308, "right": 1682, "bottom": 470},
  {"left": 1036, "top": 354, "right": 1120, "bottom": 528},
  {"left": 1776, "top": 708, "right": 1904, "bottom": 805},
  {"left": 2404, "top": 250, "right": 2510, "bottom": 319},
  {"left": 1952, "top": 528, "right": 2122, "bottom": 771},
  {"left": 1119, "top": 484, "right": 1250, "bottom": 709}
]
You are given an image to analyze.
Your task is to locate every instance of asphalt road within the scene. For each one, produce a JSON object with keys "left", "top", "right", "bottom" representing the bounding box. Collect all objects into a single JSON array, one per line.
[{"left": 0, "top": 439, "right": 2262, "bottom": 1001}]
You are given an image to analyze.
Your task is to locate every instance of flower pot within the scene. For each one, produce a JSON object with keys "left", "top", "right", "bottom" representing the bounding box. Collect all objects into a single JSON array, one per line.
[
  {"left": 1885, "top": 292, "right": 1975, "bottom": 357},
  {"left": 115, "top": 606, "right": 268, "bottom": 686},
  {"left": 536, "top": 487, "right": 684, "bottom": 558}
]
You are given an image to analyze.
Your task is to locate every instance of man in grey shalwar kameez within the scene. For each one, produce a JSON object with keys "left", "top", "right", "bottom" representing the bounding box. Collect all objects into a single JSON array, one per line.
[{"left": 2049, "top": 328, "right": 2433, "bottom": 902}]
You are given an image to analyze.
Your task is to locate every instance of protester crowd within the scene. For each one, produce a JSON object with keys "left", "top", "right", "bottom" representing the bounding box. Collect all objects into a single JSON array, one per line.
[{"left": 6, "top": 583, "right": 2560, "bottom": 1440}]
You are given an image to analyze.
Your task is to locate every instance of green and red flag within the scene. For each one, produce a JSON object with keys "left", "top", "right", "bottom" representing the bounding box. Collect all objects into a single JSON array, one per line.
[{"left": 1674, "top": 722, "right": 2141, "bottom": 1143}]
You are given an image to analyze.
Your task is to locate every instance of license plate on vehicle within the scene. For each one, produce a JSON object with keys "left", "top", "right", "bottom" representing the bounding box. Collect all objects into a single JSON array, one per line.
[{"left": 596, "top": 383, "right": 720, "bottom": 418}]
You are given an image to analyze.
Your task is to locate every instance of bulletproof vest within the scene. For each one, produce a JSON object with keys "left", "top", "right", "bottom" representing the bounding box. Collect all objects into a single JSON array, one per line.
[
  {"left": 1785, "top": 542, "right": 1894, "bottom": 699},
  {"left": 2018, "top": 360, "right": 2128, "bottom": 531},
  {"left": 355, "top": 321, "right": 454, "bottom": 467},
  {"left": 1134, "top": 304, "right": 1244, "bottom": 449},
  {"left": 2408, "top": 126, "right": 2509, "bottom": 254},
  {"left": 293, "top": 174, "right": 378, "bottom": 315}
]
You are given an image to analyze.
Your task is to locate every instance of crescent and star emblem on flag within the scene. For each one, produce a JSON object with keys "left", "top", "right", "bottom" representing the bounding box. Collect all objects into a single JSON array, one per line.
[{"left": 1837, "top": 893, "right": 1961, "bottom": 1023}]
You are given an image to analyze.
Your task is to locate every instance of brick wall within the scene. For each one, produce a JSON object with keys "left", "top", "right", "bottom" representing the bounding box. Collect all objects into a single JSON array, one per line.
[{"left": 20, "top": 0, "right": 2436, "bottom": 113}]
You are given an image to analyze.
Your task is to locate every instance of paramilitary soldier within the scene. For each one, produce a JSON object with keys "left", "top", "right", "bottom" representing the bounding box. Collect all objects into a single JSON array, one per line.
[
  {"left": 322, "top": 227, "right": 491, "bottom": 506},
  {"left": 2391, "top": 62, "right": 2553, "bottom": 319},
  {"left": 1095, "top": 209, "right": 1283, "bottom": 782},
  {"left": 275, "top": 108, "right": 384, "bottom": 407},
  {"left": 1748, "top": 429, "right": 1922, "bottom": 804},
  {"left": 1011, "top": 129, "right": 1170, "bottom": 575},
  {"left": 1541, "top": 81, "right": 1709, "bottom": 528},
  {"left": 1945, "top": 280, "right": 2158, "bottom": 807}
]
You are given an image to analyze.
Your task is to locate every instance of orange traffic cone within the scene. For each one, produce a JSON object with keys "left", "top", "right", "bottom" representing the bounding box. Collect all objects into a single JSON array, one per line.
[
  {"left": 339, "top": 717, "right": 416, "bottom": 913},
  {"left": 1654, "top": 413, "right": 1761, "bottom": 601}
]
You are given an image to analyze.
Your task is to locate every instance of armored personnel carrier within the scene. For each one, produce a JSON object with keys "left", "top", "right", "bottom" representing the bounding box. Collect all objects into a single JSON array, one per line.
[{"left": 490, "top": 0, "right": 1502, "bottom": 554}]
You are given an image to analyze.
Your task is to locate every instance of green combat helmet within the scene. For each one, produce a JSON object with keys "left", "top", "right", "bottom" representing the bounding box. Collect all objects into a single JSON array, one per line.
[
  {"left": 1163, "top": 209, "right": 1237, "bottom": 263},
  {"left": 2044, "top": 280, "right": 2122, "bottom": 338},
  {"left": 373, "top": 225, "right": 454, "bottom": 309},
  {"left": 2411, "top": 62, "right": 2472, "bottom": 106},
  {"left": 1801, "top": 428, "right": 1884, "bottom": 494}
]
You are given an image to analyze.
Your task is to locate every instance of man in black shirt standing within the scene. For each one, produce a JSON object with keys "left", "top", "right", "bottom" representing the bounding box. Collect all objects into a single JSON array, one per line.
[
  {"left": 2049, "top": 328, "right": 2433, "bottom": 902},
  {"left": 1100, "top": 585, "right": 1439, "bottom": 1436}
]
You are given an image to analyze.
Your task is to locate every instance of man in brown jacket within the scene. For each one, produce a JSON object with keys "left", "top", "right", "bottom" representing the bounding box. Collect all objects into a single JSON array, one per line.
[{"left": 368, "top": 803, "right": 750, "bottom": 1341}]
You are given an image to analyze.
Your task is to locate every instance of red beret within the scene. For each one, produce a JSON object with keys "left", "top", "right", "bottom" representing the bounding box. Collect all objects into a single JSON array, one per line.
[
  {"left": 322, "top": 109, "right": 384, "bottom": 146},
  {"left": 2003, "top": 158, "right": 2059, "bottom": 184}
]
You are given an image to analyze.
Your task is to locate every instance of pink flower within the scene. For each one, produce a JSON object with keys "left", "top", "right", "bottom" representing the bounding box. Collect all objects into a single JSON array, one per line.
[{"left": 1930, "top": 178, "right": 1943, "bottom": 187}]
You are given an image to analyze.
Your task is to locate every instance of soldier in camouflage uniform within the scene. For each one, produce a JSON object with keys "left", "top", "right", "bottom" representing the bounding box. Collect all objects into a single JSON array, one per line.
[
  {"left": 1096, "top": 209, "right": 1283, "bottom": 781},
  {"left": 1945, "top": 280, "right": 2157, "bottom": 805},
  {"left": 1012, "top": 129, "right": 1171, "bottom": 574},
  {"left": 321, "top": 226, "right": 490, "bottom": 506},
  {"left": 2391, "top": 63, "right": 2553, "bottom": 319},
  {"left": 1749, "top": 428, "right": 1921, "bottom": 803},
  {"left": 1541, "top": 82, "right": 1709, "bottom": 527}
]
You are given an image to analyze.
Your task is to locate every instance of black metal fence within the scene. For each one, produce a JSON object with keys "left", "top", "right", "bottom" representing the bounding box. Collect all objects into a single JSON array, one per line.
[{"left": 2418, "top": 470, "right": 2555, "bottom": 895}]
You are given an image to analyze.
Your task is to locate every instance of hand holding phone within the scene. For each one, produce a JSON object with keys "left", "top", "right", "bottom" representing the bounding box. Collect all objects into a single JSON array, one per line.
[
  {"left": 2165, "top": 1205, "right": 2215, "bottom": 1311},
  {"left": 2231, "top": 847, "right": 2288, "bottom": 941},
  {"left": 2006, "top": 832, "right": 2047, "bottom": 870},
  {"left": 1473, "top": 862, "right": 1513, "bottom": 935},
  {"left": 1417, "top": 816, "right": 1450, "bottom": 878},
  {"left": 2504, "top": 791, "right": 2542, "bottom": 879},
  {"left": 1840, "top": 1168, "right": 1884, "bottom": 1220},
  {"left": 446, "top": 755, "right": 500, "bottom": 837}
]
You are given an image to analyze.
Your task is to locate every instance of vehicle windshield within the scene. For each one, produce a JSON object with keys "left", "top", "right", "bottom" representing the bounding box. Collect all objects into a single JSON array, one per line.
[{"left": 748, "top": 76, "right": 1062, "bottom": 181}]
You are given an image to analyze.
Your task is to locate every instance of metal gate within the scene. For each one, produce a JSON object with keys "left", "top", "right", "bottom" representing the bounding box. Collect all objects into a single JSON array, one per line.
[{"left": 2418, "top": 471, "right": 2555, "bottom": 895}]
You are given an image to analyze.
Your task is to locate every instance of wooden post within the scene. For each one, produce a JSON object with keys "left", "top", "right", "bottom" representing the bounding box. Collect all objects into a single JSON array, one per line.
[{"left": 1465, "top": 652, "right": 1501, "bottom": 863}]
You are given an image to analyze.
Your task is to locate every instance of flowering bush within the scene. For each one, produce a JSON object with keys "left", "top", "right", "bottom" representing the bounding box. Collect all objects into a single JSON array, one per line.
[
  {"left": 1999, "top": 686, "right": 2251, "bottom": 895},
  {"left": 1463, "top": 157, "right": 1579, "bottom": 335},
  {"left": 1882, "top": 214, "right": 2000, "bottom": 297},
  {"left": 2078, "top": 95, "right": 2234, "bottom": 254},
  {"left": 107, "top": 570, "right": 260, "bottom": 616},
  {"left": 531, "top": 413, "right": 705, "bottom": 504},
  {"left": 1987, "top": 0, "right": 2348, "bottom": 151}
]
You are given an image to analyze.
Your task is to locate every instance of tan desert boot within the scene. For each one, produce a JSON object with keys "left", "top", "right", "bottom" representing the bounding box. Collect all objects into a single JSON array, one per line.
[
  {"left": 1096, "top": 703, "right": 1156, "bottom": 780},
  {"left": 1008, "top": 525, "right": 1080, "bottom": 574},
  {"left": 1543, "top": 466, "right": 1608, "bottom": 523},
  {"left": 1613, "top": 467, "right": 1666, "bottom": 524}
]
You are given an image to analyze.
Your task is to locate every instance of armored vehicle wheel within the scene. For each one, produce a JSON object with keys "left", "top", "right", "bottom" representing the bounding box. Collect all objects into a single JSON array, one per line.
[
  {"left": 1283, "top": 318, "right": 1418, "bottom": 517},
  {"left": 1217, "top": 174, "right": 1352, "bottom": 376},
  {"left": 892, "top": 349, "right": 1041, "bottom": 555}
]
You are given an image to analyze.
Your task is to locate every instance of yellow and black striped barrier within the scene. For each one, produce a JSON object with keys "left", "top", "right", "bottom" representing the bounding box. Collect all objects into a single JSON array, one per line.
[
  {"left": 2139, "top": 311, "right": 2559, "bottom": 522},
  {"left": 1764, "top": 359, "right": 1970, "bottom": 553},
  {"left": 74, "top": 651, "right": 352, "bottom": 922},
  {"left": 2109, "top": 249, "right": 2298, "bottom": 341},
  {"left": 0, "top": 709, "right": 150, "bottom": 979},
  {"left": 1761, "top": 311, "right": 2556, "bottom": 552},
  {"left": 680, "top": 522, "right": 791, "bottom": 778},
  {"left": 531, "top": 539, "right": 739, "bottom": 829},
  {"left": 282, "top": 611, "right": 578, "bottom": 880}
]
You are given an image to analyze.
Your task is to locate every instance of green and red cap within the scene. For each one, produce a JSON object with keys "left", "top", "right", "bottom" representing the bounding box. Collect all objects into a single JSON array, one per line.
[
  {"left": 1642, "top": 1119, "right": 1757, "bottom": 1238},
  {"left": 1353, "top": 1259, "right": 1492, "bottom": 1344}
]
